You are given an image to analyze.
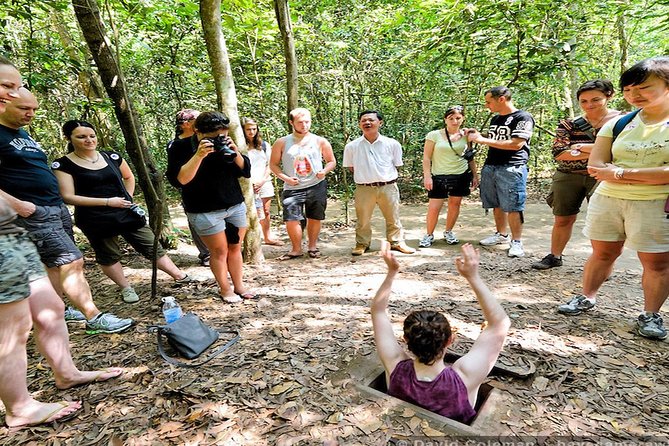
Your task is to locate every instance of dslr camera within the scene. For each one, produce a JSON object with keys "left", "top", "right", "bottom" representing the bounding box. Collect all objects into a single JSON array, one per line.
[{"left": 206, "top": 135, "right": 237, "bottom": 160}]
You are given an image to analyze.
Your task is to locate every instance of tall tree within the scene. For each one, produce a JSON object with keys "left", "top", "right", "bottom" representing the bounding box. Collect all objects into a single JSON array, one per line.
[
  {"left": 71, "top": 0, "right": 165, "bottom": 296},
  {"left": 274, "top": 0, "right": 298, "bottom": 117},
  {"left": 200, "top": 0, "right": 263, "bottom": 264}
]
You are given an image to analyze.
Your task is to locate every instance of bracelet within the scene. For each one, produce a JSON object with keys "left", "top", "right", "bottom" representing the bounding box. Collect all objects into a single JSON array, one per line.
[
  {"left": 613, "top": 168, "right": 625, "bottom": 180},
  {"left": 105, "top": 198, "right": 110, "bottom": 206}
]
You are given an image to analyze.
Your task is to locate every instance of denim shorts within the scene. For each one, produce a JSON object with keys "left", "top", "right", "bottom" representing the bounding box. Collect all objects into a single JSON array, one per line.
[
  {"left": 282, "top": 180, "right": 327, "bottom": 221},
  {"left": 187, "top": 202, "right": 248, "bottom": 237},
  {"left": 428, "top": 171, "right": 472, "bottom": 199},
  {"left": 16, "top": 204, "right": 83, "bottom": 268},
  {"left": 480, "top": 164, "right": 527, "bottom": 212},
  {"left": 0, "top": 232, "right": 47, "bottom": 303}
]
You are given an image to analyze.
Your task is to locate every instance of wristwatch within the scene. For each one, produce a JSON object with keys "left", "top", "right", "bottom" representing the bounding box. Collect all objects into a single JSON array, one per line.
[{"left": 570, "top": 144, "right": 583, "bottom": 156}]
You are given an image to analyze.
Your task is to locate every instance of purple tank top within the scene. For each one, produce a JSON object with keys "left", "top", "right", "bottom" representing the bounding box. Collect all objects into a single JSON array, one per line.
[{"left": 388, "top": 359, "right": 476, "bottom": 424}]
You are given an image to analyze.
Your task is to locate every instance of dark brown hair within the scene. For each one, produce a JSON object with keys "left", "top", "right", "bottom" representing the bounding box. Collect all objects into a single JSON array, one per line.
[
  {"left": 403, "top": 310, "right": 453, "bottom": 365},
  {"left": 194, "top": 111, "right": 229, "bottom": 134},
  {"left": 576, "top": 79, "right": 614, "bottom": 99},
  {"left": 620, "top": 57, "right": 669, "bottom": 89},
  {"left": 62, "top": 120, "right": 96, "bottom": 153}
]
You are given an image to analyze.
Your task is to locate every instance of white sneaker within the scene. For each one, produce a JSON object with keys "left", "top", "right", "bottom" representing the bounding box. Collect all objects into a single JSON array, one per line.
[
  {"left": 418, "top": 234, "right": 434, "bottom": 247},
  {"left": 479, "top": 232, "right": 510, "bottom": 246},
  {"left": 443, "top": 231, "right": 459, "bottom": 245},
  {"left": 508, "top": 240, "right": 525, "bottom": 257},
  {"left": 121, "top": 287, "right": 140, "bottom": 303}
]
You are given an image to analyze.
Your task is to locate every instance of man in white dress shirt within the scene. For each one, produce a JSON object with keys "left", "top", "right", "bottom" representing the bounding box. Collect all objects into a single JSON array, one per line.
[{"left": 343, "top": 110, "right": 415, "bottom": 256}]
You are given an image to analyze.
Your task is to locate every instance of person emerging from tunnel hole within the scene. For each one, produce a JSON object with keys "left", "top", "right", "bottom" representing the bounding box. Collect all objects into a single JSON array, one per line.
[{"left": 370, "top": 242, "right": 510, "bottom": 423}]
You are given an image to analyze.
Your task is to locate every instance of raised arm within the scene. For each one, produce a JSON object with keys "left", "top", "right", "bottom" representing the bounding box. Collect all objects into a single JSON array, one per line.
[
  {"left": 371, "top": 241, "right": 410, "bottom": 376},
  {"left": 451, "top": 244, "right": 510, "bottom": 403}
]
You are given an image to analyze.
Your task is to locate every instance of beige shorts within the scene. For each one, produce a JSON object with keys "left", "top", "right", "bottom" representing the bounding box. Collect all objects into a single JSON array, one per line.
[{"left": 583, "top": 193, "right": 669, "bottom": 253}]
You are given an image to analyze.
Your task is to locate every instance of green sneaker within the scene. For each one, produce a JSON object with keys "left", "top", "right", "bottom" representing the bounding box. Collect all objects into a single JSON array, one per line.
[{"left": 85, "top": 313, "right": 134, "bottom": 334}]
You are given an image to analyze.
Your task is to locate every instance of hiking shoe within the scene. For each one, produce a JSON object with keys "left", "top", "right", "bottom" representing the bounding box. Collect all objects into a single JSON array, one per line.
[
  {"left": 480, "top": 232, "right": 510, "bottom": 246},
  {"left": 390, "top": 242, "right": 416, "bottom": 254},
  {"left": 351, "top": 244, "right": 369, "bottom": 256},
  {"left": 64, "top": 306, "right": 86, "bottom": 323},
  {"left": 86, "top": 313, "right": 134, "bottom": 334},
  {"left": 557, "top": 294, "right": 595, "bottom": 315},
  {"left": 532, "top": 254, "right": 563, "bottom": 270},
  {"left": 200, "top": 257, "right": 210, "bottom": 267},
  {"left": 419, "top": 234, "right": 434, "bottom": 247},
  {"left": 121, "top": 287, "right": 139, "bottom": 303},
  {"left": 443, "top": 231, "right": 459, "bottom": 245},
  {"left": 637, "top": 313, "right": 667, "bottom": 340},
  {"left": 508, "top": 240, "right": 525, "bottom": 257}
]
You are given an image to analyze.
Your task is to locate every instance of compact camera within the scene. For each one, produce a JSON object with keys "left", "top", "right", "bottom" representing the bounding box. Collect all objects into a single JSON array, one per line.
[{"left": 206, "top": 135, "right": 237, "bottom": 160}]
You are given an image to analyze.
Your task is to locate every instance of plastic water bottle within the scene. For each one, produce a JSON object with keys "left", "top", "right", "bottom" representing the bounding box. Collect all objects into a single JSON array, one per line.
[{"left": 162, "top": 296, "right": 183, "bottom": 323}]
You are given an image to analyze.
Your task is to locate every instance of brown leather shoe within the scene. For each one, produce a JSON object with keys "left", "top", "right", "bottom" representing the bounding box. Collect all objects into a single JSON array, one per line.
[
  {"left": 390, "top": 242, "right": 416, "bottom": 254},
  {"left": 351, "top": 244, "right": 369, "bottom": 256}
]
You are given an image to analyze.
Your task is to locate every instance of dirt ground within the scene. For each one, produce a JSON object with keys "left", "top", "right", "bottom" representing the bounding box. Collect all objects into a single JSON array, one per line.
[{"left": 2, "top": 197, "right": 668, "bottom": 445}]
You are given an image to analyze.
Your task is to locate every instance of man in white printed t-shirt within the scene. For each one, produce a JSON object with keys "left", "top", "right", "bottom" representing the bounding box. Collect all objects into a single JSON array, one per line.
[{"left": 343, "top": 110, "right": 415, "bottom": 256}]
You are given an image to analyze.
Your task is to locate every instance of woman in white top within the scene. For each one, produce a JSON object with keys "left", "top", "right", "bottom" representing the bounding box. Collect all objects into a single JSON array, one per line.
[
  {"left": 242, "top": 118, "right": 283, "bottom": 246},
  {"left": 420, "top": 106, "right": 479, "bottom": 248}
]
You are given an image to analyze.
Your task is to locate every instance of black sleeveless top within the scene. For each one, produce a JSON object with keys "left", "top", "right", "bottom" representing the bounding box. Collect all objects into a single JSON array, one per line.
[{"left": 51, "top": 151, "right": 129, "bottom": 233}]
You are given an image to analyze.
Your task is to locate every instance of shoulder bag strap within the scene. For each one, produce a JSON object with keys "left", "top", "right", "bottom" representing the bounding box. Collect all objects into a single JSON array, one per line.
[
  {"left": 572, "top": 117, "right": 596, "bottom": 142},
  {"left": 156, "top": 328, "right": 240, "bottom": 368},
  {"left": 100, "top": 151, "right": 133, "bottom": 201},
  {"left": 612, "top": 110, "right": 640, "bottom": 142}
]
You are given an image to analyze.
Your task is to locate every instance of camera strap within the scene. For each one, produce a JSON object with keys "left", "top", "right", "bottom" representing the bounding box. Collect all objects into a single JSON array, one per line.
[{"left": 100, "top": 151, "right": 133, "bottom": 202}]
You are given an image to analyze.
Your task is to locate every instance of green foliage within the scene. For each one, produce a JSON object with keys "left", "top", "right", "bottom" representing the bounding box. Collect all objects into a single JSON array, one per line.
[{"left": 2, "top": 0, "right": 668, "bottom": 197}]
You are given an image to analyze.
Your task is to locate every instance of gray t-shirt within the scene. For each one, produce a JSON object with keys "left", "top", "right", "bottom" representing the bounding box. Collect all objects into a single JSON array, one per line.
[{"left": 280, "top": 133, "right": 325, "bottom": 191}]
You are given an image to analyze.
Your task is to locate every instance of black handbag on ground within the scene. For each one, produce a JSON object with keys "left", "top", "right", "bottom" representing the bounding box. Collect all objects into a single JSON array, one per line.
[{"left": 152, "top": 312, "right": 240, "bottom": 368}]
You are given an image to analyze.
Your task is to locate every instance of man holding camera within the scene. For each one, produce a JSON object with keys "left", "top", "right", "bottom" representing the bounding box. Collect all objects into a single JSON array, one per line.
[
  {"left": 0, "top": 88, "right": 133, "bottom": 333},
  {"left": 467, "top": 86, "right": 534, "bottom": 258},
  {"left": 166, "top": 111, "right": 255, "bottom": 303},
  {"left": 270, "top": 108, "right": 336, "bottom": 260},
  {"left": 344, "top": 110, "right": 415, "bottom": 256}
]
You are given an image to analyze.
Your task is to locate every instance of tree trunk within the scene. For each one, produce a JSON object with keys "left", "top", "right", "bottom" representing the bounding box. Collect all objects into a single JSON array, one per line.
[
  {"left": 274, "top": 0, "right": 298, "bottom": 118},
  {"left": 50, "top": 9, "right": 114, "bottom": 148},
  {"left": 200, "top": 0, "right": 263, "bottom": 264},
  {"left": 72, "top": 0, "right": 165, "bottom": 297}
]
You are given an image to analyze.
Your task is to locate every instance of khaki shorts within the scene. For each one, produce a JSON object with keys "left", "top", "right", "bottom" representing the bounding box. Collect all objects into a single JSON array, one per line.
[
  {"left": 0, "top": 232, "right": 47, "bottom": 304},
  {"left": 583, "top": 194, "right": 669, "bottom": 253}
]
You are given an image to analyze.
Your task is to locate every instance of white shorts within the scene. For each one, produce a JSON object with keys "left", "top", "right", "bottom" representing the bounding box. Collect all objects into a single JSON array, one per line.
[{"left": 583, "top": 194, "right": 669, "bottom": 253}]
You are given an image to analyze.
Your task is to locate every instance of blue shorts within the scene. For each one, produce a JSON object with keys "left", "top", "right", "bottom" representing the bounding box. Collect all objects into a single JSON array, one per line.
[
  {"left": 480, "top": 164, "right": 527, "bottom": 212},
  {"left": 0, "top": 232, "right": 47, "bottom": 304},
  {"left": 16, "top": 204, "right": 83, "bottom": 268},
  {"left": 187, "top": 202, "right": 248, "bottom": 238}
]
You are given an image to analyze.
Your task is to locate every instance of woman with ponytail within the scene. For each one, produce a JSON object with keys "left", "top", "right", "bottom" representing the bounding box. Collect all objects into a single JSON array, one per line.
[{"left": 371, "top": 242, "right": 510, "bottom": 423}]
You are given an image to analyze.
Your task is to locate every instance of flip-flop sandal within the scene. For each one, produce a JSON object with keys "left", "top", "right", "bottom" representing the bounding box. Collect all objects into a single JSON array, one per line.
[
  {"left": 276, "top": 253, "right": 303, "bottom": 261},
  {"left": 307, "top": 249, "right": 321, "bottom": 258},
  {"left": 236, "top": 291, "right": 259, "bottom": 300},
  {"left": 9, "top": 401, "right": 82, "bottom": 429}
]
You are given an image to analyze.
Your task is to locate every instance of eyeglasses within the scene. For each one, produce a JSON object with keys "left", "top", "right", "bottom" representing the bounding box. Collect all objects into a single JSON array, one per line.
[{"left": 447, "top": 105, "right": 464, "bottom": 112}]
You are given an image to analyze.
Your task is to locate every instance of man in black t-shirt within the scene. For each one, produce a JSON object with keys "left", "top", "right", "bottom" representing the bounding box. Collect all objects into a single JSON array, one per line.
[
  {"left": 467, "top": 86, "right": 534, "bottom": 258},
  {"left": 0, "top": 88, "right": 132, "bottom": 334}
]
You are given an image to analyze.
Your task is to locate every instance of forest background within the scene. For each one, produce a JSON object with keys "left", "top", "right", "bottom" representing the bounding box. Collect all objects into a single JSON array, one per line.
[{"left": 2, "top": 0, "right": 669, "bottom": 202}]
